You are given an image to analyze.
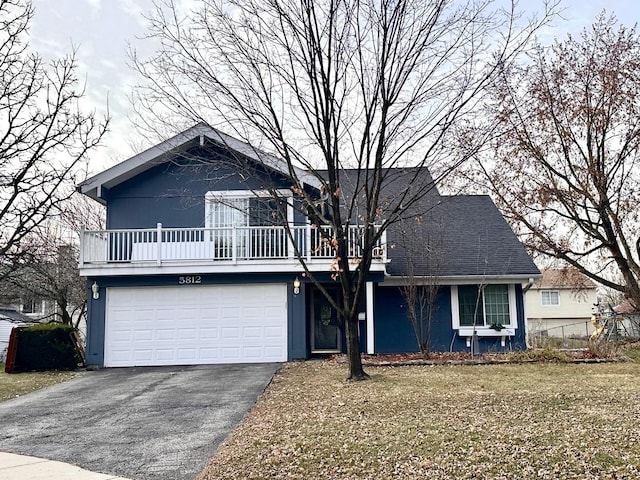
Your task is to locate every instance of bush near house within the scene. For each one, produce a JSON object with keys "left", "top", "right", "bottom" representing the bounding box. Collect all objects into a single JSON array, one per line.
[{"left": 11, "top": 324, "right": 83, "bottom": 372}]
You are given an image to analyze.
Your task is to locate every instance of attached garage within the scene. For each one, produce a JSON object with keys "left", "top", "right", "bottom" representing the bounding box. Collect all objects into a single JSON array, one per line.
[{"left": 104, "top": 284, "right": 287, "bottom": 367}]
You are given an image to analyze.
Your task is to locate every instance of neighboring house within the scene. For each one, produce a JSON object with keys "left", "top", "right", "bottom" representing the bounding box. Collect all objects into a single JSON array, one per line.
[
  {"left": 0, "top": 307, "right": 35, "bottom": 362},
  {"left": 525, "top": 268, "right": 598, "bottom": 338},
  {"left": 614, "top": 300, "right": 640, "bottom": 338},
  {"left": 18, "top": 295, "right": 55, "bottom": 321},
  {"left": 77, "top": 124, "right": 540, "bottom": 367}
]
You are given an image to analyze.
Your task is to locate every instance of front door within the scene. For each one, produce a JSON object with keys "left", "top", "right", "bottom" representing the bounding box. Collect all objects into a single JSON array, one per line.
[{"left": 311, "top": 289, "right": 342, "bottom": 353}]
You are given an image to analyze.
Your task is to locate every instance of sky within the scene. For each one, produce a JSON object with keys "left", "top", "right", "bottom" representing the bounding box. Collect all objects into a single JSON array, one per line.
[{"left": 27, "top": 0, "right": 640, "bottom": 175}]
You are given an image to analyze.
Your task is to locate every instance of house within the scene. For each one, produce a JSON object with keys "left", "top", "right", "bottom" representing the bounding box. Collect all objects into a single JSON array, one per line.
[
  {"left": 525, "top": 268, "right": 598, "bottom": 339},
  {"left": 0, "top": 307, "right": 35, "bottom": 362},
  {"left": 614, "top": 300, "right": 640, "bottom": 338},
  {"left": 77, "top": 124, "right": 540, "bottom": 367}
]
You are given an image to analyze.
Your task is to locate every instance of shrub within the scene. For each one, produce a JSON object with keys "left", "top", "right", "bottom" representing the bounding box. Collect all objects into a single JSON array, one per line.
[
  {"left": 587, "top": 339, "right": 621, "bottom": 359},
  {"left": 13, "top": 324, "right": 83, "bottom": 372},
  {"left": 506, "top": 348, "right": 571, "bottom": 363}
]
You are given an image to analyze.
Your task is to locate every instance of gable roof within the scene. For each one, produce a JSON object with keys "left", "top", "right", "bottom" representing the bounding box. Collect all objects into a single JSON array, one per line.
[
  {"left": 79, "top": 123, "right": 321, "bottom": 204},
  {"left": 385, "top": 195, "right": 541, "bottom": 279},
  {"left": 531, "top": 268, "right": 597, "bottom": 290},
  {"left": 615, "top": 299, "right": 639, "bottom": 314},
  {"left": 79, "top": 124, "right": 538, "bottom": 280},
  {"left": 331, "top": 168, "right": 539, "bottom": 279}
]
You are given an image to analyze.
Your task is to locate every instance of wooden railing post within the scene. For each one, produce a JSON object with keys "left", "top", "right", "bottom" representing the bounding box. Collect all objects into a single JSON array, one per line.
[
  {"left": 287, "top": 225, "right": 295, "bottom": 260},
  {"left": 232, "top": 225, "right": 237, "bottom": 264},
  {"left": 156, "top": 223, "right": 162, "bottom": 265},
  {"left": 79, "top": 227, "right": 85, "bottom": 267},
  {"left": 306, "top": 223, "right": 312, "bottom": 263},
  {"left": 381, "top": 228, "right": 387, "bottom": 263}
]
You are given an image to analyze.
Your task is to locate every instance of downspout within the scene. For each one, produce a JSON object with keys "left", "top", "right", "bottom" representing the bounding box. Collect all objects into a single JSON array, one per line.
[{"left": 522, "top": 277, "right": 535, "bottom": 349}]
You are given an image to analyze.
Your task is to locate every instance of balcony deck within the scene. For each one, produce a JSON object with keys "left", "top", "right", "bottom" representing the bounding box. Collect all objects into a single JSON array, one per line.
[{"left": 79, "top": 224, "right": 387, "bottom": 276}]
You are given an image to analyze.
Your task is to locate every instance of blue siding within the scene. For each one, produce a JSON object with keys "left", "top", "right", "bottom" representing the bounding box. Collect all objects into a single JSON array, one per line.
[
  {"left": 85, "top": 280, "right": 106, "bottom": 367},
  {"left": 106, "top": 146, "right": 295, "bottom": 230},
  {"left": 374, "top": 284, "right": 527, "bottom": 354},
  {"left": 374, "top": 286, "right": 453, "bottom": 353},
  {"left": 288, "top": 282, "right": 307, "bottom": 360}
]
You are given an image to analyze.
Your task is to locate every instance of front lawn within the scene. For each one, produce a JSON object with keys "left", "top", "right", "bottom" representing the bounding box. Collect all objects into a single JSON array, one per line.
[
  {"left": 0, "top": 364, "right": 80, "bottom": 402},
  {"left": 199, "top": 360, "right": 640, "bottom": 480}
]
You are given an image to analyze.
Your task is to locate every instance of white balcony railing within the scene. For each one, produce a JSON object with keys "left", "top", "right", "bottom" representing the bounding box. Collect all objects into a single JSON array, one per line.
[{"left": 80, "top": 224, "right": 386, "bottom": 267}]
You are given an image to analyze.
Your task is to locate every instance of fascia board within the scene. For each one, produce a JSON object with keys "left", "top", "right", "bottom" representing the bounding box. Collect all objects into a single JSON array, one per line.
[{"left": 78, "top": 123, "right": 322, "bottom": 200}]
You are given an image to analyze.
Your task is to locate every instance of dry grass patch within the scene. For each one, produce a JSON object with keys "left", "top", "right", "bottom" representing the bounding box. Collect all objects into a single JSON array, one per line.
[
  {"left": 0, "top": 365, "right": 81, "bottom": 402},
  {"left": 199, "top": 361, "right": 640, "bottom": 480}
]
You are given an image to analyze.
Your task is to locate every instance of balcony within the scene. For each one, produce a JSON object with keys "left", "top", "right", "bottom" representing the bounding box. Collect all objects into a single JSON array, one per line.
[{"left": 79, "top": 224, "right": 387, "bottom": 276}]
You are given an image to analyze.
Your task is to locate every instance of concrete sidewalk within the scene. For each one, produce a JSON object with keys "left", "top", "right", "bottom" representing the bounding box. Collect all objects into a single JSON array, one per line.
[{"left": 0, "top": 452, "right": 132, "bottom": 480}]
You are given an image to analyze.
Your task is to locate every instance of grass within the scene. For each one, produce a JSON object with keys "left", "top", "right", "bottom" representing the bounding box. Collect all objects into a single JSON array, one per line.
[
  {"left": 199, "top": 359, "right": 640, "bottom": 480},
  {"left": 0, "top": 363, "right": 81, "bottom": 403}
]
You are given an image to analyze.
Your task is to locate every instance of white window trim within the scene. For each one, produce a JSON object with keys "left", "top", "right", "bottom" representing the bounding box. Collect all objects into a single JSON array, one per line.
[
  {"left": 205, "top": 189, "right": 294, "bottom": 226},
  {"left": 540, "top": 289, "right": 560, "bottom": 307},
  {"left": 451, "top": 284, "right": 518, "bottom": 336},
  {"left": 21, "top": 298, "right": 46, "bottom": 316}
]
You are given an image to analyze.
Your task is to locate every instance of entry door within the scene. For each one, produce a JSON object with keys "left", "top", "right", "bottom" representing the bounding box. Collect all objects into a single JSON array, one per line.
[{"left": 311, "top": 289, "right": 342, "bottom": 353}]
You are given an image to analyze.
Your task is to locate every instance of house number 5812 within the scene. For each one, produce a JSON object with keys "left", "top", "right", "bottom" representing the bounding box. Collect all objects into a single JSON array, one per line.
[{"left": 178, "top": 275, "right": 202, "bottom": 284}]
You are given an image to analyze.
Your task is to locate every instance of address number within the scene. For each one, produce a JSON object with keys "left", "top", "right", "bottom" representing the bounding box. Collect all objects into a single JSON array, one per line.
[{"left": 178, "top": 275, "right": 202, "bottom": 285}]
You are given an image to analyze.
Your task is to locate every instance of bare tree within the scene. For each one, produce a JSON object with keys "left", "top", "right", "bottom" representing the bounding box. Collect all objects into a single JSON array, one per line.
[
  {"left": 0, "top": 0, "right": 108, "bottom": 276},
  {"left": 397, "top": 215, "right": 444, "bottom": 355},
  {"left": 0, "top": 194, "right": 105, "bottom": 327},
  {"left": 470, "top": 12, "right": 640, "bottom": 312},
  {"left": 131, "top": 0, "right": 557, "bottom": 379}
]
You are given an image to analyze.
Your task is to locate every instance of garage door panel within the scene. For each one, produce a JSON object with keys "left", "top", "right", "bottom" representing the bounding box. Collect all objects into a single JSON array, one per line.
[
  {"left": 200, "top": 328, "right": 218, "bottom": 339},
  {"left": 156, "top": 349, "right": 174, "bottom": 361},
  {"left": 156, "top": 329, "right": 175, "bottom": 341},
  {"left": 105, "top": 284, "right": 287, "bottom": 367}
]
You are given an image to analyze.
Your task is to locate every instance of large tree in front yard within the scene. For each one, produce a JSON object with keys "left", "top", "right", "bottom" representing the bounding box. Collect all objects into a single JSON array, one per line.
[
  {"left": 131, "top": 0, "right": 556, "bottom": 379},
  {"left": 471, "top": 12, "right": 640, "bottom": 311},
  {"left": 0, "top": 0, "right": 108, "bottom": 276}
]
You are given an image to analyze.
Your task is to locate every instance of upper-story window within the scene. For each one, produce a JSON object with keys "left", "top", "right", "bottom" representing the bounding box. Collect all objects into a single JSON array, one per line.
[
  {"left": 451, "top": 284, "right": 517, "bottom": 329},
  {"left": 541, "top": 289, "right": 560, "bottom": 306},
  {"left": 21, "top": 296, "right": 45, "bottom": 315},
  {"left": 205, "top": 191, "right": 292, "bottom": 228},
  {"left": 205, "top": 190, "right": 293, "bottom": 259}
]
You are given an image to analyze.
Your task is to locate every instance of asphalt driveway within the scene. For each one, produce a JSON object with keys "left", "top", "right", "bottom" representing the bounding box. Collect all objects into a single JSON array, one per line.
[{"left": 0, "top": 363, "right": 280, "bottom": 480}]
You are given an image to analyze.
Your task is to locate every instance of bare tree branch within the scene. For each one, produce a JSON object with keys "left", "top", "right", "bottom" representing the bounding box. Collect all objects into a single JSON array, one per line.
[
  {"left": 130, "top": 0, "right": 557, "bottom": 379},
  {"left": 0, "top": 0, "right": 109, "bottom": 276},
  {"left": 469, "top": 12, "right": 640, "bottom": 309}
]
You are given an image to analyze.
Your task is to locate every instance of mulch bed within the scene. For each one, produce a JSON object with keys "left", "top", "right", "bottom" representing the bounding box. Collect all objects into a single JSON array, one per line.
[{"left": 329, "top": 350, "right": 626, "bottom": 366}]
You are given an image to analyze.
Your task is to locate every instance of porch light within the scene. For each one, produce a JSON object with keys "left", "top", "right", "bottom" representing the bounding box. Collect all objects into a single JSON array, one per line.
[
  {"left": 293, "top": 277, "right": 301, "bottom": 295},
  {"left": 91, "top": 281, "right": 100, "bottom": 300}
]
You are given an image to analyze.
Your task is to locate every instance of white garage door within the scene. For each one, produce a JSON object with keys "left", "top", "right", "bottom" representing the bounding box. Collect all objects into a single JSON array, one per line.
[{"left": 105, "top": 284, "right": 287, "bottom": 367}]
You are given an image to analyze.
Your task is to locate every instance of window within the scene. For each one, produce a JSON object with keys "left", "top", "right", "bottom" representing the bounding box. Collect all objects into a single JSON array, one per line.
[
  {"left": 205, "top": 193, "right": 289, "bottom": 229},
  {"left": 21, "top": 296, "right": 44, "bottom": 315},
  {"left": 541, "top": 290, "right": 560, "bottom": 306},
  {"left": 453, "top": 284, "right": 515, "bottom": 328},
  {"left": 205, "top": 190, "right": 292, "bottom": 259}
]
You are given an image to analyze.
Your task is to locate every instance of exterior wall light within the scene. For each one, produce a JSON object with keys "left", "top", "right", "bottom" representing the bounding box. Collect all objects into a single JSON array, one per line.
[
  {"left": 293, "top": 277, "right": 301, "bottom": 295},
  {"left": 91, "top": 281, "right": 100, "bottom": 300}
]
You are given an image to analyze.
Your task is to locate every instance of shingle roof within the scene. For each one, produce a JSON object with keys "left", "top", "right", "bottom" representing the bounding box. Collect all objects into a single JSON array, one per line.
[
  {"left": 332, "top": 167, "right": 539, "bottom": 278},
  {"left": 0, "top": 308, "right": 34, "bottom": 324},
  {"left": 384, "top": 195, "right": 540, "bottom": 277},
  {"left": 531, "top": 268, "right": 597, "bottom": 290},
  {"left": 615, "top": 299, "right": 639, "bottom": 314}
]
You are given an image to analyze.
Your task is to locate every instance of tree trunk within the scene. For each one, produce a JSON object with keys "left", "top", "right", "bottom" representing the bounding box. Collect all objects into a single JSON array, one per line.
[{"left": 344, "top": 311, "right": 368, "bottom": 381}]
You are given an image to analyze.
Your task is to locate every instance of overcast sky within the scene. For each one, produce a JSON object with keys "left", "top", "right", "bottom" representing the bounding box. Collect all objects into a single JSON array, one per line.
[{"left": 28, "top": 0, "right": 640, "bottom": 174}]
